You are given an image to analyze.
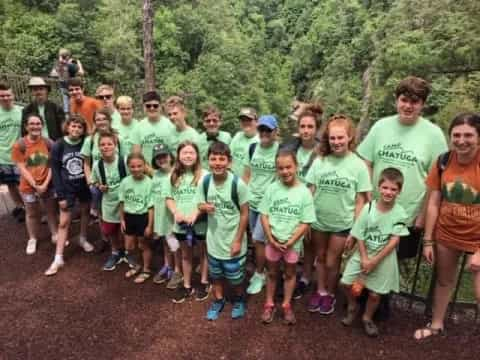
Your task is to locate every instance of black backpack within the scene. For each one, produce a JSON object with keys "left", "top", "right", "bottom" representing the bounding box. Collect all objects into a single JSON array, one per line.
[
  {"left": 97, "top": 157, "right": 127, "bottom": 185},
  {"left": 279, "top": 137, "right": 319, "bottom": 176},
  {"left": 202, "top": 173, "right": 240, "bottom": 211}
]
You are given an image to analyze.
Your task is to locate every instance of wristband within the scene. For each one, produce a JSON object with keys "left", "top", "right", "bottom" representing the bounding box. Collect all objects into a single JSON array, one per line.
[{"left": 423, "top": 239, "right": 435, "bottom": 246}]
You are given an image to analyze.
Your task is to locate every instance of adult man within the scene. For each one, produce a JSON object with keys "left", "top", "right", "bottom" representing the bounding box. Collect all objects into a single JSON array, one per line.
[
  {"left": 0, "top": 83, "right": 24, "bottom": 221},
  {"left": 357, "top": 76, "right": 448, "bottom": 259},
  {"left": 131, "top": 91, "right": 175, "bottom": 165},
  {"left": 21, "top": 77, "right": 65, "bottom": 140},
  {"left": 68, "top": 78, "right": 102, "bottom": 133},
  {"left": 95, "top": 85, "right": 121, "bottom": 130}
]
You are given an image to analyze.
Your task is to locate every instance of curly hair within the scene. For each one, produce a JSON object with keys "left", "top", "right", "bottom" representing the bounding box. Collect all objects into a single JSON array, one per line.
[{"left": 318, "top": 114, "right": 356, "bottom": 157}]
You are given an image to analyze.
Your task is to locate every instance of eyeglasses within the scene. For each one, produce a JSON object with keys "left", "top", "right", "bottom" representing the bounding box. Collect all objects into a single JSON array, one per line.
[
  {"left": 145, "top": 103, "right": 160, "bottom": 109},
  {"left": 96, "top": 95, "right": 113, "bottom": 100}
]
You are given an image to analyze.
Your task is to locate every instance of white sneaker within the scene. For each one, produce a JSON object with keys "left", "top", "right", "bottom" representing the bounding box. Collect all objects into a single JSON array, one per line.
[
  {"left": 45, "top": 260, "right": 64, "bottom": 276},
  {"left": 26, "top": 239, "right": 37, "bottom": 255},
  {"left": 78, "top": 238, "right": 94, "bottom": 253},
  {"left": 51, "top": 234, "right": 58, "bottom": 244}
]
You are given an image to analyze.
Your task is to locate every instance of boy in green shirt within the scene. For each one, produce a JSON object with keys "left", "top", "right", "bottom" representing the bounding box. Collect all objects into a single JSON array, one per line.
[
  {"left": 166, "top": 101, "right": 201, "bottom": 152},
  {"left": 197, "top": 142, "right": 249, "bottom": 320},
  {"left": 229, "top": 107, "right": 259, "bottom": 176}
]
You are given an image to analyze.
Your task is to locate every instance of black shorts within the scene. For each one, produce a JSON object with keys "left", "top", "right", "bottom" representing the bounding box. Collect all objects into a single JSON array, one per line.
[
  {"left": 61, "top": 189, "right": 91, "bottom": 210},
  {"left": 0, "top": 164, "right": 19, "bottom": 185},
  {"left": 124, "top": 213, "right": 149, "bottom": 237},
  {"left": 173, "top": 232, "right": 206, "bottom": 242},
  {"left": 398, "top": 227, "right": 422, "bottom": 260}
]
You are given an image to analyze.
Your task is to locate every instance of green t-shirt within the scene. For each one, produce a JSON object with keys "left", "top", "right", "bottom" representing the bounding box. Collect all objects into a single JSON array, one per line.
[
  {"left": 131, "top": 116, "right": 175, "bottom": 165},
  {"left": 111, "top": 111, "right": 122, "bottom": 131},
  {"left": 152, "top": 170, "right": 173, "bottom": 236},
  {"left": 171, "top": 126, "right": 201, "bottom": 153},
  {"left": 195, "top": 172, "right": 249, "bottom": 260},
  {"left": 91, "top": 156, "right": 127, "bottom": 223},
  {"left": 80, "top": 133, "right": 124, "bottom": 164},
  {"left": 258, "top": 180, "right": 316, "bottom": 252},
  {"left": 357, "top": 115, "right": 448, "bottom": 225},
  {"left": 247, "top": 142, "right": 279, "bottom": 210},
  {"left": 296, "top": 146, "right": 315, "bottom": 183},
  {"left": 198, "top": 130, "right": 232, "bottom": 169},
  {"left": 116, "top": 119, "right": 138, "bottom": 156},
  {"left": 0, "top": 105, "right": 22, "bottom": 165},
  {"left": 351, "top": 201, "right": 409, "bottom": 255},
  {"left": 37, "top": 104, "right": 49, "bottom": 138},
  {"left": 165, "top": 170, "right": 208, "bottom": 235},
  {"left": 229, "top": 131, "right": 259, "bottom": 176},
  {"left": 118, "top": 175, "right": 153, "bottom": 214},
  {"left": 305, "top": 152, "right": 372, "bottom": 232}
]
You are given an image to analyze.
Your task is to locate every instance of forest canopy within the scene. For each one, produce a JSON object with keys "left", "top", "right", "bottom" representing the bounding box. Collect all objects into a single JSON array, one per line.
[{"left": 1, "top": 0, "right": 479, "bottom": 132}]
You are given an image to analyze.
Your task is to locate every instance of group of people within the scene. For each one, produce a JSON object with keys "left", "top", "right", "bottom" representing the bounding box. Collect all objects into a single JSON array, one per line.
[{"left": 0, "top": 71, "right": 479, "bottom": 339}]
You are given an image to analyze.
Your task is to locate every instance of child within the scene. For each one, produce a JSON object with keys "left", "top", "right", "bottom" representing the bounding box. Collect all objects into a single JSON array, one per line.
[
  {"left": 165, "top": 141, "right": 210, "bottom": 303},
  {"left": 151, "top": 143, "right": 183, "bottom": 289},
  {"left": 259, "top": 150, "right": 315, "bottom": 324},
  {"left": 243, "top": 115, "right": 279, "bottom": 295},
  {"left": 198, "top": 105, "right": 232, "bottom": 169},
  {"left": 115, "top": 95, "right": 138, "bottom": 154},
  {"left": 166, "top": 99, "right": 201, "bottom": 152},
  {"left": 197, "top": 141, "right": 249, "bottom": 320},
  {"left": 45, "top": 115, "right": 94, "bottom": 276},
  {"left": 340, "top": 167, "right": 409, "bottom": 337},
  {"left": 229, "top": 107, "right": 259, "bottom": 177},
  {"left": 118, "top": 153, "right": 154, "bottom": 283},
  {"left": 91, "top": 132, "right": 128, "bottom": 271},
  {"left": 305, "top": 114, "right": 371, "bottom": 314},
  {"left": 12, "top": 114, "right": 58, "bottom": 255}
]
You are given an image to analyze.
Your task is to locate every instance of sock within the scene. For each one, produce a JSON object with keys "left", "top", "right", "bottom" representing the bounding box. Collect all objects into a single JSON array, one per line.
[
  {"left": 54, "top": 254, "right": 63, "bottom": 263},
  {"left": 112, "top": 250, "right": 119, "bottom": 256},
  {"left": 79, "top": 235, "right": 87, "bottom": 243},
  {"left": 318, "top": 290, "right": 328, "bottom": 296},
  {"left": 300, "top": 276, "right": 310, "bottom": 285}
]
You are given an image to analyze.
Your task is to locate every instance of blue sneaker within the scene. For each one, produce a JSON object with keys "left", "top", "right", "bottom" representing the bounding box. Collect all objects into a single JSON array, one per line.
[
  {"left": 206, "top": 299, "right": 226, "bottom": 321},
  {"left": 231, "top": 297, "right": 246, "bottom": 319},
  {"left": 103, "top": 252, "right": 123, "bottom": 271},
  {"left": 153, "top": 266, "right": 173, "bottom": 284}
]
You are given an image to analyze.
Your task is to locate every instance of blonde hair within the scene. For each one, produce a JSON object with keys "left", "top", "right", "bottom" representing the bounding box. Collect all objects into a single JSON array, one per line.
[
  {"left": 95, "top": 84, "right": 114, "bottom": 96},
  {"left": 116, "top": 95, "right": 133, "bottom": 108}
]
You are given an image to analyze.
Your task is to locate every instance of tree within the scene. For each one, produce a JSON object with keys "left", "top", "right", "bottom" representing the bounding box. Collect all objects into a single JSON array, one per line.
[{"left": 143, "top": 0, "right": 155, "bottom": 91}]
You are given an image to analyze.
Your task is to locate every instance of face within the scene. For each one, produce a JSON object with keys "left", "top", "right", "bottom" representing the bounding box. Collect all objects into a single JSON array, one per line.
[
  {"left": 118, "top": 104, "right": 133, "bottom": 122},
  {"left": 298, "top": 116, "right": 317, "bottom": 142},
  {"left": 450, "top": 123, "right": 479, "bottom": 157},
  {"left": 96, "top": 89, "right": 114, "bottom": 110},
  {"left": 208, "top": 153, "right": 230, "bottom": 176},
  {"left": 379, "top": 179, "right": 401, "bottom": 204},
  {"left": 26, "top": 116, "right": 43, "bottom": 137},
  {"left": 328, "top": 125, "right": 351, "bottom": 156},
  {"left": 396, "top": 94, "right": 424, "bottom": 125},
  {"left": 178, "top": 145, "right": 198, "bottom": 168},
  {"left": 59, "top": 54, "right": 69, "bottom": 64},
  {"left": 258, "top": 125, "right": 276, "bottom": 146},
  {"left": 144, "top": 101, "right": 161, "bottom": 121},
  {"left": 276, "top": 155, "right": 297, "bottom": 185},
  {"left": 155, "top": 154, "right": 172, "bottom": 171},
  {"left": 128, "top": 158, "right": 145, "bottom": 178},
  {"left": 240, "top": 116, "right": 257, "bottom": 137},
  {"left": 67, "top": 121, "right": 85, "bottom": 139},
  {"left": 99, "top": 137, "right": 116, "bottom": 158},
  {"left": 203, "top": 113, "right": 221, "bottom": 135},
  {"left": 94, "top": 113, "right": 110, "bottom": 131},
  {"left": 0, "top": 88, "right": 14, "bottom": 109},
  {"left": 167, "top": 106, "right": 186, "bottom": 127},
  {"left": 31, "top": 86, "right": 48, "bottom": 103},
  {"left": 68, "top": 86, "right": 84, "bottom": 102}
]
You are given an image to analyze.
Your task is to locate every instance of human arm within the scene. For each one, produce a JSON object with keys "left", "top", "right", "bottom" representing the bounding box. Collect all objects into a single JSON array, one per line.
[
  {"left": 119, "top": 202, "right": 126, "bottom": 233},
  {"left": 364, "top": 235, "right": 401, "bottom": 273},
  {"left": 166, "top": 198, "right": 185, "bottom": 224},
  {"left": 37, "top": 168, "right": 52, "bottom": 194},
  {"left": 468, "top": 250, "right": 480, "bottom": 272},
  {"left": 75, "top": 59, "right": 85, "bottom": 76},
  {"left": 231, "top": 203, "right": 249, "bottom": 257},
  {"left": 285, "top": 223, "right": 310, "bottom": 249},
  {"left": 144, "top": 207, "right": 154, "bottom": 238},
  {"left": 242, "top": 165, "right": 251, "bottom": 184},
  {"left": 260, "top": 213, "right": 284, "bottom": 251},
  {"left": 83, "top": 157, "right": 93, "bottom": 185},
  {"left": 422, "top": 190, "right": 441, "bottom": 265},
  {"left": 345, "top": 192, "right": 368, "bottom": 250}
]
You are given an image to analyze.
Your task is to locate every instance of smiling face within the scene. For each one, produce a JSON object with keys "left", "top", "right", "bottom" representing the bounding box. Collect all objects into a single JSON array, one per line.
[
  {"left": 208, "top": 153, "right": 230, "bottom": 176},
  {"left": 154, "top": 153, "right": 172, "bottom": 172},
  {"left": 96, "top": 89, "right": 115, "bottom": 110},
  {"left": 276, "top": 154, "right": 297, "bottom": 186},
  {"left": 67, "top": 121, "right": 85, "bottom": 140},
  {"left": 298, "top": 115, "right": 317, "bottom": 143},
  {"left": 0, "top": 88, "right": 14, "bottom": 110},
  {"left": 167, "top": 106, "right": 186, "bottom": 128},
  {"left": 118, "top": 104, "right": 133, "bottom": 123},
  {"left": 99, "top": 136, "right": 116, "bottom": 159},
  {"left": 203, "top": 113, "right": 221, "bottom": 135},
  {"left": 239, "top": 116, "right": 257, "bottom": 137},
  {"left": 396, "top": 94, "right": 424, "bottom": 125},
  {"left": 94, "top": 113, "right": 110, "bottom": 132},
  {"left": 128, "top": 158, "right": 145, "bottom": 179},
  {"left": 68, "top": 85, "right": 84, "bottom": 102},
  {"left": 328, "top": 125, "right": 351, "bottom": 156},
  {"left": 178, "top": 144, "right": 198, "bottom": 168},
  {"left": 144, "top": 100, "right": 161, "bottom": 121},
  {"left": 258, "top": 125, "right": 276, "bottom": 146},
  {"left": 31, "top": 86, "right": 48, "bottom": 104},
  {"left": 25, "top": 115, "right": 43, "bottom": 137},
  {"left": 379, "top": 179, "right": 401, "bottom": 204},
  {"left": 450, "top": 123, "right": 480, "bottom": 158}
]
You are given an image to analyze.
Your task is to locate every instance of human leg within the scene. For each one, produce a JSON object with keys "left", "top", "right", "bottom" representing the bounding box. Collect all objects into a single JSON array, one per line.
[
  {"left": 24, "top": 199, "right": 41, "bottom": 254},
  {"left": 307, "top": 230, "right": 329, "bottom": 312},
  {"left": 362, "top": 291, "right": 381, "bottom": 337}
]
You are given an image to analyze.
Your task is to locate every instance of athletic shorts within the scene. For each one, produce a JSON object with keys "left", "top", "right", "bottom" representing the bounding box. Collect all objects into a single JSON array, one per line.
[
  {"left": 207, "top": 254, "right": 246, "bottom": 286},
  {"left": 311, "top": 228, "right": 351, "bottom": 237},
  {"left": 398, "top": 227, "right": 422, "bottom": 260},
  {"left": 101, "top": 221, "right": 120, "bottom": 237},
  {"left": 265, "top": 243, "right": 299, "bottom": 264},
  {"left": 21, "top": 187, "right": 55, "bottom": 204},
  {"left": 124, "top": 213, "right": 148, "bottom": 237},
  {"left": 173, "top": 232, "right": 206, "bottom": 242},
  {"left": 248, "top": 209, "right": 265, "bottom": 242},
  {"left": 0, "top": 164, "right": 19, "bottom": 185},
  {"left": 61, "top": 188, "right": 91, "bottom": 210}
]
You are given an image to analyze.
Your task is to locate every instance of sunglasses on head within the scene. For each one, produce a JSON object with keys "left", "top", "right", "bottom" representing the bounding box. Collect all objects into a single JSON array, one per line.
[
  {"left": 145, "top": 103, "right": 160, "bottom": 109},
  {"left": 96, "top": 95, "right": 113, "bottom": 100}
]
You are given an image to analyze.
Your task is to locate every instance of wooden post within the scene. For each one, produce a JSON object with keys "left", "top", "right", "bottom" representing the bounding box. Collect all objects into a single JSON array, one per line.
[
  {"left": 143, "top": 0, "right": 155, "bottom": 91},
  {"left": 356, "top": 64, "right": 373, "bottom": 142}
]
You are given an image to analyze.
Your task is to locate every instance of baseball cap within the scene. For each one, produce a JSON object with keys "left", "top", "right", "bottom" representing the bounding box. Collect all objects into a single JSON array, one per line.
[
  {"left": 238, "top": 107, "right": 257, "bottom": 120},
  {"left": 152, "top": 143, "right": 172, "bottom": 167},
  {"left": 257, "top": 115, "right": 278, "bottom": 130}
]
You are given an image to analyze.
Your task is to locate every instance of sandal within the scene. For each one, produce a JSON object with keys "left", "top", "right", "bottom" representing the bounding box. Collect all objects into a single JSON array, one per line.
[
  {"left": 414, "top": 323, "right": 444, "bottom": 340},
  {"left": 134, "top": 271, "right": 152, "bottom": 284},
  {"left": 125, "top": 265, "right": 141, "bottom": 279}
]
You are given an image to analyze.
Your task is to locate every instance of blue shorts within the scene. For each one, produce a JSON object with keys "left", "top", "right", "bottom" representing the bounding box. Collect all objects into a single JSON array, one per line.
[
  {"left": 208, "top": 254, "right": 246, "bottom": 286},
  {"left": 248, "top": 209, "right": 265, "bottom": 243}
]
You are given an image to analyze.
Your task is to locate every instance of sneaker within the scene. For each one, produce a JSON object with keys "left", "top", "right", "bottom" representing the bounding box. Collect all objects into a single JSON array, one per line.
[
  {"left": 261, "top": 303, "right": 276, "bottom": 324},
  {"left": 319, "top": 294, "right": 336, "bottom": 315},
  {"left": 78, "top": 237, "right": 94, "bottom": 253},
  {"left": 45, "top": 260, "right": 64, "bottom": 276},
  {"left": 102, "top": 252, "right": 123, "bottom": 271},
  {"left": 26, "top": 239, "right": 37, "bottom": 255},
  {"left": 153, "top": 266, "right": 173, "bottom": 284},
  {"left": 231, "top": 297, "right": 246, "bottom": 319},
  {"left": 124, "top": 253, "right": 139, "bottom": 269},
  {"left": 307, "top": 292, "right": 323, "bottom": 312},
  {"left": 362, "top": 319, "right": 379, "bottom": 337},
  {"left": 94, "top": 239, "right": 109, "bottom": 254},
  {"left": 246, "top": 272, "right": 265, "bottom": 295},
  {"left": 195, "top": 283, "right": 211, "bottom": 302},
  {"left": 282, "top": 303, "right": 296, "bottom": 325},
  {"left": 206, "top": 299, "right": 226, "bottom": 321},
  {"left": 172, "top": 285, "right": 195, "bottom": 304},
  {"left": 293, "top": 280, "right": 309, "bottom": 300},
  {"left": 166, "top": 272, "right": 184, "bottom": 290},
  {"left": 341, "top": 306, "right": 359, "bottom": 327}
]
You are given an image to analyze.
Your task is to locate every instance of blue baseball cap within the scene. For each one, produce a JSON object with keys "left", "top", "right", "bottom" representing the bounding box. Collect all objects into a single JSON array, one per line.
[{"left": 257, "top": 115, "right": 278, "bottom": 130}]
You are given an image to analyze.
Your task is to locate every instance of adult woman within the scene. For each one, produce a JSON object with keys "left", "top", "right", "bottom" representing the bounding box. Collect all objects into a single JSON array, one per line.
[{"left": 414, "top": 113, "right": 480, "bottom": 339}]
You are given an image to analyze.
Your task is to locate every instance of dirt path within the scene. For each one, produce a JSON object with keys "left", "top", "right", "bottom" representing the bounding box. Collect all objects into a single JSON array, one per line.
[{"left": 0, "top": 215, "right": 478, "bottom": 360}]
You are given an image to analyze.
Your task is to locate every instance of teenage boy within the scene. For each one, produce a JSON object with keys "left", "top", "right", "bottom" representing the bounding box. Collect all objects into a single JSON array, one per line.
[
  {"left": 197, "top": 141, "right": 249, "bottom": 320},
  {"left": 229, "top": 107, "right": 259, "bottom": 177},
  {"left": 95, "top": 85, "right": 121, "bottom": 130},
  {"left": 167, "top": 100, "right": 201, "bottom": 152},
  {"left": 68, "top": 78, "right": 102, "bottom": 133}
]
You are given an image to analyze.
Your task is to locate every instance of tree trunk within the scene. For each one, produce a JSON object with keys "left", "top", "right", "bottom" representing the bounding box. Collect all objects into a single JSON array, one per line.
[
  {"left": 143, "top": 0, "right": 155, "bottom": 91},
  {"left": 357, "top": 64, "right": 373, "bottom": 142}
]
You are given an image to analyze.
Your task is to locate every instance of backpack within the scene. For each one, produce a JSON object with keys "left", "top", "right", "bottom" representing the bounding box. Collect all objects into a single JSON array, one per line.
[
  {"left": 90, "top": 134, "right": 122, "bottom": 158},
  {"left": 97, "top": 157, "right": 127, "bottom": 185},
  {"left": 17, "top": 136, "right": 53, "bottom": 155},
  {"left": 279, "top": 137, "right": 319, "bottom": 176},
  {"left": 202, "top": 173, "right": 240, "bottom": 211},
  {"left": 436, "top": 151, "right": 452, "bottom": 179},
  {"left": 248, "top": 142, "right": 258, "bottom": 161}
]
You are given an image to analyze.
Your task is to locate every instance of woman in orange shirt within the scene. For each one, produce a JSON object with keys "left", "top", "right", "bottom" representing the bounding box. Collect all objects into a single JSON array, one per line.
[{"left": 414, "top": 113, "right": 480, "bottom": 340}]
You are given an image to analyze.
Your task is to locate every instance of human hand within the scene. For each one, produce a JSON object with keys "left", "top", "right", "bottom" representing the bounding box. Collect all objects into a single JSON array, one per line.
[
  {"left": 344, "top": 235, "right": 356, "bottom": 251},
  {"left": 185, "top": 214, "right": 197, "bottom": 225},
  {"left": 414, "top": 215, "right": 425, "bottom": 230},
  {"left": 144, "top": 226, "right": 152, "bottom": 238},
  {"left": 230, "top": 241, "right": 241, "bottom": 257},
  {"left": 423, "top": 245, "right": 435, "bottom": 265},
  {"left": 361, "top": 258, "right": 376, "bottom": 274},
  {"left": 467, "top": 250, "right": 480, "bottom": 272},
  {"left": 174, "top": 213, "right": 185, "bottom": 224},
  {"left": 98, "top": 184, "right": 108, "bottom": 193},
  {"left": 120, "top": 219, "right": 126, "bottom": 234},
  {"left": 58, "top": 200, "right": 68, "bottom": 211},
  {"left": 202, "top": 203, "right": 215, "bottom": 214}
]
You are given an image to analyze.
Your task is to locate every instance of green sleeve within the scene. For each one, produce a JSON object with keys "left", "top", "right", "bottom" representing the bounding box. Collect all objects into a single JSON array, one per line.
[
  {"left": 195, "top": 181, "right": 205, "bottom": 205},
  {"left": 223, "top": 132, "right": 232, "bottom": 145},
  {"left": 146, "top": 180, "right": 154, "bottom": 208},
  {"left": 391, "top": 207, "right": 410, "bottom": 237},
  {"left": 258, "top": 185, "right": 272, "bottom": 215},
  {"left": 131, "top": 126, "right": 141, "bottom": 146},
  {"left": 237, "top": 178, "right": 249, "bottom": 206},
  {"left": 350, "top": 204, "right": 368, "bottom": 241},
  {"left": 426, "top": 127, "right": 448, "bottom": 171},
  {"left": 305, "top": 158, "right": 319, "bottom": 185},
  {"left": 300, "top": 189, "right": 316, "bottom": 224},
  {"left": 80, "top": 136, "right": 92, "bottom": 158},
  {"left": 164, "top": 176, "right": 173, "bottom": 199},
  {"left": 356, "top": 123, "right": 378, "bottom": 162},
  {"left": 118, "top": 179, "right": 125, "bottom": 202},
  {"left": 356, "top": 160, "right": 373, "bottom": 193}
]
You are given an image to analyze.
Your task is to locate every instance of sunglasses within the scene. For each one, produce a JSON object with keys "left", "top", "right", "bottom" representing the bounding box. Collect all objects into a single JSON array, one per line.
[
  {"left": 145, "top": 103, "right": 160, "bottom": 109},
  {"left": 96, "top": 95, "right": 113, "bottom": 100},
  {"left": 258, "top": 126, "right": 274, "bottom": 133}
]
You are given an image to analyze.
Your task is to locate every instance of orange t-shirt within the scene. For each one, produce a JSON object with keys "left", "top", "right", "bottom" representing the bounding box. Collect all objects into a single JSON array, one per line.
[
  {"left": 70, "top": 96, "right": 102, "bottom": 133},
  {"left": 425, "top": 150, "right": 480, "bottom": 252},
  {"left": 11, "top": 137, "right": 51, "bottom": 194}
]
